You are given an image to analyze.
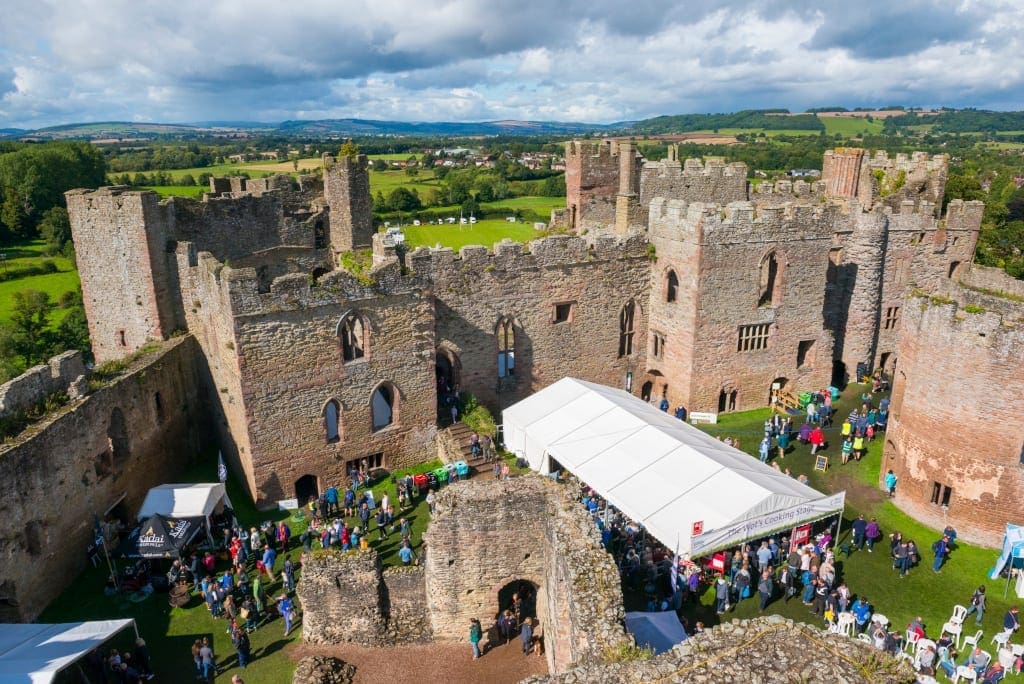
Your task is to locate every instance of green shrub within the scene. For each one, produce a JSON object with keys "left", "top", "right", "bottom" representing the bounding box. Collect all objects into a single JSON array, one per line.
[{"left": 459, "top": 393, "right": 497, "bottom": 438}]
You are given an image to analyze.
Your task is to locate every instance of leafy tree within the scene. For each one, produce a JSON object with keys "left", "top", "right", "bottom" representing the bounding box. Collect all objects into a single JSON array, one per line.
[
  {"left": 461, "top": 197, "right": 480, "bottom": 217},
  {"left": 55, "top": 305, "right": 91, "bottom": 359},
  {"left": 372, "top": 159, "right": 388, "bottom": 172},
  {"left": 2, "top": 290, "right": 55, "bottom": 367},
  {"left": 404, "top": 166, "right": 419, "bottom": 179},
  {"left": 339, "top": 141, "right": 360, "bottom": 158},
  {"left": 0, "top": 189, "right": 27, "bottom": 241},
  {"left": 38, "top": 206, "right": 71, "bottom": 255},
  {"left": 179, "top": 174, "right": 196, "bottom": 187}
]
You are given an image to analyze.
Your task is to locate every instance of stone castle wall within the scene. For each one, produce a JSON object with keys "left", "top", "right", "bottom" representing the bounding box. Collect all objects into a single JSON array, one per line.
[
  {"left": 423, "top": 477, "right": 629, "bottom": 675},
  {"left": 522, "top": 615, "right": 915, "bottom": 684},
  {"left": 649, "top": 200, "right": 834, "bottom": 412},
  {"left": 883, "top": 288, "right": 1024, "bottom": 547},
  {"left": 323, "top": 153, "right": 373, "bottom": 253},
  {"left": 0, "top": 351, "right": 86, "bottom": 420},
  {"left": 408, "top": 234, "right": 651, "bottom": 415},
  {"left": 639, "top": 157, "right": 748, "bottom": 210},
  {"left": 0, "top": 336, "right": 206, "bottom": 621},
  {"left": 297, "top": 550, "right": 432, "bottom": 646}
]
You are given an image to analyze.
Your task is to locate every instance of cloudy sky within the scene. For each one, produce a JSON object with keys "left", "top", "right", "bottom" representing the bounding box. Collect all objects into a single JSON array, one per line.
[{"left": 1, "top": 0, "right": 1022, "bottom": 129}]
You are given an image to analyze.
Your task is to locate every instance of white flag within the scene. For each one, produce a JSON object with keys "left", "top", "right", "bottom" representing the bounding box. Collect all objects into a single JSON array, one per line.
[{"left": 217, "top": 451, "right": 228, "bottom": 483}]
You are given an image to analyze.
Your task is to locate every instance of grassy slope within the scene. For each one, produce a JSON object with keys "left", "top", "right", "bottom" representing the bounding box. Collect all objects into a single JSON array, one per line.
[
  {"left": 401, "top": 220, "right": 542, "bottom": 251},
  {"left": 822, "top": 116, "right": 886, "bottom": 137},
  {"left": 687, "top": 383, "right": 1013, "bottom": 648},
  {"left": 0, "top": 240, "right": 80, "bottom": 325}
]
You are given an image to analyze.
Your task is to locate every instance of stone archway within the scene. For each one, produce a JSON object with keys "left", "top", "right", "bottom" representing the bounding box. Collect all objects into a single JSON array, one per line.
[
  {"left": 295, "top": 474, "right": 320, "bottom": 507},
  {"left": 435, "top": 347, "right": 461, "bottom": 394}
]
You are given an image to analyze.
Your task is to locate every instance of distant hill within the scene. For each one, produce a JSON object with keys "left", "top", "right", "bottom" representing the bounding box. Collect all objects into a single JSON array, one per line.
[
  {"left": 630, "top": 110, "right": 825, "bottom": 134},
  {"left": 0, "top": 128, "right": 28, "bottom": 138},
  {"left": 276, "top": 118, "right": 621, "bottom": 136}
]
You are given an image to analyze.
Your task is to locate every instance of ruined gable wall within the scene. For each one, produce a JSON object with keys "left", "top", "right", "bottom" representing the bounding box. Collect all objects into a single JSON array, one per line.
[
  {"left": 324, "top": 154, "right": 373, "bottom": 252},
  {"left": 225, "top": 269, "right": 436, "bottom": 506},
  {"left": 0, "top": 336, "right": 205, "bottom": 621},
  {"left": 683, "top": 202, "right": 834, "bottom": 412},
  {"left": 884, "top": 290, "right": 1024, "bottom": 547},
  {"left": 0, "top": 352, "right": 85, "bottom": 421},
  {"left": 409, "top": 235, "right": 651, "bottom": 415}
]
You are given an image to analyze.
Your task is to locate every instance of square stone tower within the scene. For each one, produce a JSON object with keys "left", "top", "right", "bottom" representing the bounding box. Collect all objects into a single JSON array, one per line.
[{"left": 323, "top": 153, "right": 373, "bottom": 254}]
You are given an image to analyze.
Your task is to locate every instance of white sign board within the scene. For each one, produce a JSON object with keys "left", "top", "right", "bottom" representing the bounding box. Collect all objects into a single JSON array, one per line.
[
  {"left": 690, "top": 491, "right": 846, "bottom": 557},
  {"left": 689, "top": 412, "right": 718, "bottom": 425},
  {"left": 277, "top": 498, "right": 299, "bottom": 511}
]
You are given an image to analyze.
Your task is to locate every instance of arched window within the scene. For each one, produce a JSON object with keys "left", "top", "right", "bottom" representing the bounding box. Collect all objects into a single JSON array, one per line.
[
  {"left": 496, "top": 317, "right": 516, "bottom": 378},
  {"left": 371, "top": 384, "right": 395, "bottom": 431},
  {"left": 618, "top": 301, "right": 635, "bottom": 357},
  {"left": 323, "top": 400, "right": 341, "bottom": 443},
  {"left": 666, "top": 270, "right": 679, "bottom": 303},
  {"left": 338, "top": 311, "right": 366, "bottom": 362},
  {"left": 759, "top": 252, "right": 780, "bottom": 307}
]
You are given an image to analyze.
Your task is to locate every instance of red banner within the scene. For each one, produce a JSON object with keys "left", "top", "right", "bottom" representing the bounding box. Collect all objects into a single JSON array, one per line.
[{"left": 790, "top": 523, "right": 812, "bottom": 551}]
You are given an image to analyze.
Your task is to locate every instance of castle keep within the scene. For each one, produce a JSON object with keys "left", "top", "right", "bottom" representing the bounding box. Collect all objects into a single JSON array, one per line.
[{"left": 62, "top": 144, "right": 1017, "bottom": 548}]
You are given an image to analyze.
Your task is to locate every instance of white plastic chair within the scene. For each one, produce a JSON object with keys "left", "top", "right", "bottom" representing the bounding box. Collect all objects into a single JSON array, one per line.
[
  {"left": 943, "top": 620, "right": 964, "bottom": 649},
  {"left": 873, "top": 613, "right": 889, "bottom": 628},
  {"left": 917, "top": 638, "right": 937, "bottom": 656},
  {"left": 999, "top": 647, "right": 1016, "bottom": 670},
  {"left": 904, "top": 631, "right": 922, "bottom": 652},
  {"left": 953, "top": 665, "right": 978, "bottom": 682},
  {"left": 992, "top": 629, "right": 1012, "bottom": 649},
  {"left": 963, "top": 629, "right": 984, "bottom": 649},
  {"left": 950, "top": 604, "right": 968, "bottom": 625},
  {"left": 857, "top": 633, "right": 873, "bottom": 644},
  {"left": 836, "top": 612, "right": 856, "bottom": 638}
]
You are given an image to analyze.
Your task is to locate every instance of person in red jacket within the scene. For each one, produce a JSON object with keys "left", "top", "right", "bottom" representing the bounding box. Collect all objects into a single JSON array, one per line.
[{"left": 809, "top": 426, "right": 826, "bottom": 455}]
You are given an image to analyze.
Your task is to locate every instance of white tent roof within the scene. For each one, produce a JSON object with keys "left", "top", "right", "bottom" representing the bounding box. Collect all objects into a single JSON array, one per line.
[
  {"left": 503, "top": 378, "right": 844, "bottom": 557},
  {"left": 137, "top": 483, "right": 232, "bottom": 521},
  {"left": 0, "top": 619, "right": 135, "bottom": 683}
]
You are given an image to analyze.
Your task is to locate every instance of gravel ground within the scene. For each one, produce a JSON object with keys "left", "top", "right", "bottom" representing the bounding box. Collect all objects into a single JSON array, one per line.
[{"left": 292, "top": 636, "right": 549, "bottom": 684}]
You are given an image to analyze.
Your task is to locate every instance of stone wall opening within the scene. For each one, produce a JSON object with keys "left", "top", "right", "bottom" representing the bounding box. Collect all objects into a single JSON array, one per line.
[
  {"left": 107, "top": 408, "right": 130, "bottom": 468},
  {"left": 435, "top": 348, "right": 461, "bottom": 394},
  {"left": 295, "top": 474, "right": 320, "bottom": 505}
]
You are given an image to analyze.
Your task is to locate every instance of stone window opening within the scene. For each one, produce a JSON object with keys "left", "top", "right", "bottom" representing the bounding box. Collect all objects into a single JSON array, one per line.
[
  {"left": 552, "top": 302, "right": 575, "bottom": 324},
  {"left": 1019, "top": 443, "right": 1024, "bottom": 466},
  {"left": 930, "top": 481, "right": 953, "bottom": 507},
  {"left": 884, "top": 306, "right": 901, "bottom": 330},
  {"left": 345, "top": 453, "right": 384, "bottom": 477},
  {"left": 618, "top": 301, "right": 635, "bottom": 358},
  {"left": 737, "top": 323, "right": 770, "bottom": 352},
  {"left": 948, "top": 261, "right": 963, "bottom": 279},
  {"left": 338, "top": 311, "right": 367, "bottom": 363},
  {"left": 154, "top": 392, "right": 164, "bottom": 423},
  {"left": 718, "top": 389, "right": 738, "bottom": 413},
  {"left": 107, "top": 408, "right": 130, "bottom": 468},
  {"left": 370, "top": 384, "right": 397, "bottom": 432},
  {"left": 666, "top": 269, "right": 679, "bottom": 303},
  {"left": 651, "top": 332, "right": 666, "bottom": 360},
  {"left": 116, "top": 329, "right": 127, "bottom": 348},
  {"left": 826, "top": 248, "right": 843, "bottom": 285},
  {"left": 496, "top": 316, "right": 516, "bottom": 378},
  {"left": 796, "top": 339, "right": 816, "bottom": 369},
  {"left": 323, "top": 399, "right": 342, "bottom": 443},
  {"left": 758, "top": 252, "right": 781, "bottom": 307}
]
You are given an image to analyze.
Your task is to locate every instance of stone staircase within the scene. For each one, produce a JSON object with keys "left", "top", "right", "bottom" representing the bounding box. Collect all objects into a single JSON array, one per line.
[{"left": 437, "top": 422, "right": 488, "bottom": 470}]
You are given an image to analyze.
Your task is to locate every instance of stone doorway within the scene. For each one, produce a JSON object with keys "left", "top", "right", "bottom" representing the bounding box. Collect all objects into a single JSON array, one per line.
[
  {"left": 435, "top": 348, "right": 461, "bottom": 395},
  {"left": 769, "top": 377, "right": 790, "bottom": 405},
  {"left": 295, "top": 474, "right": 320, "bottom": 507},
  {"left": 640, "top": 381, "right": 653, "bottom": 402}
]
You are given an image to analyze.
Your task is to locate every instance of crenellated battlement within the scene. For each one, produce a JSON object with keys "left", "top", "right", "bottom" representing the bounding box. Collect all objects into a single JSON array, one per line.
[
  {"left": 753, "top": 179, "right": 827, "bottom": 200},
  {"left": 906, "top": 288, "right": 1024, "bottom": 355},
  {"left": 649, "top": 198, "right": 837, "bottom": 243},
  {"left": 565, "top": 139, "right": 621, "bottom": 160}
]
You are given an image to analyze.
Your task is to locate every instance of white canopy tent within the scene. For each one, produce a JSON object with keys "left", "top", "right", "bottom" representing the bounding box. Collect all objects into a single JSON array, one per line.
[
  {"left": 0, "top": 619, "right": 136, "bottom": 683},
  {"left": 137, "top": 483, "right": 234, "bottom": 546},
  {"left": 503, "top": 378, "right": 845, "bottom": 558},
  {"left": 137, "top": 483, "right": 233, "bottom": 520}
]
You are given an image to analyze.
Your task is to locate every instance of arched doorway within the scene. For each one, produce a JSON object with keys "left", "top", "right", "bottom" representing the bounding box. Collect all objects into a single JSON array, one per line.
[
  {"left": 435, "top": 348, "right": 461, "bottom": 394},
  {"left": 295, "top": 474, "right": 319, "bottom": 507},
  {"left": 494, "top": 579, "right": 541, "bottom": 648},
  {"left": 640, "top": 381, "right": 653, "bottom": 402}
]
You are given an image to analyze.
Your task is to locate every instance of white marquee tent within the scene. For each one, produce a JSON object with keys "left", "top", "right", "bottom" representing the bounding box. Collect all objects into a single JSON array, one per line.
[
  {"left": 503, "top": 378, "right": 845, "bottom": 558},
  {"left": 0, "top": 619, "right": 136, "bottom": 683},
  {"left": 137, "top": 483, "right": 232, "bottom": 521}
]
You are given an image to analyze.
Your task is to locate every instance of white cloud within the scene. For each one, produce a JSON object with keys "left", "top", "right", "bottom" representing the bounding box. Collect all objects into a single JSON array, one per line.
[{"left": 0, "top": 0, "right": 1022, "bottom": 127}]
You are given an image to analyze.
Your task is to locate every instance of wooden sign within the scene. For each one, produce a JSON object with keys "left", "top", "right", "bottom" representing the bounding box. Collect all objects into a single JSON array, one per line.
[{"left": 814, "top": 455, "right": 829, "bottom": 472}]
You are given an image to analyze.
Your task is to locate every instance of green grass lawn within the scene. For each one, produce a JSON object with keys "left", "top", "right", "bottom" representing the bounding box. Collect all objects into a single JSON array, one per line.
[
  {"left": 687, "top": 383, "right": 1016, "bottom": 654},
  {"left": 401, "top": 219, "right": 543, "bottom": 251},
  {"left": 368, "top": 153, "right": 422, "bottom": 161},
  {"left": 821, "top": 116, "right": 886, "bottom": 137},
  {"left": 0, "top": 239, "right": 80, "bottom": 325},
  {"left": 40, "top": 455, "right": 447, "bottom": 683},
  {"left": 369, "top": 168, "right": 440, "bottom": 196}
]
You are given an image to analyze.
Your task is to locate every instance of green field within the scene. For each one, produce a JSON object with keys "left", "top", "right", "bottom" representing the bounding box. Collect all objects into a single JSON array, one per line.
[
  {"left": 690, "top": 128, "right": 824, "bottom": 138},
  {"left": 401, "top": 219, "right": 543, "bottom": 251},
  {"left": 821, "top": 116, "right": 886, "bottom": 137},
  {"left": 0, "top": 240, "right": 80, "bottom": 325},
  {"left": 369, "top": 168, "right": 441, "bottom": 195},
  {"left": 368, "top": 153, "right": 422, "bottom": 161}
]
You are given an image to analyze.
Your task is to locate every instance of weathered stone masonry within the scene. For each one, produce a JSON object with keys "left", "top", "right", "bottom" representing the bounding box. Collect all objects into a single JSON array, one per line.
[{"left": 0, "top": 336, "right": 206, "bottom": 621}]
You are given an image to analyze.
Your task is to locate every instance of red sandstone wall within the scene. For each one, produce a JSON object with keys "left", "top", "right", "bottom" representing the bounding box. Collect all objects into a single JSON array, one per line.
[{"left": 884, "top": 292, "right": 1024, "bottom": 547}]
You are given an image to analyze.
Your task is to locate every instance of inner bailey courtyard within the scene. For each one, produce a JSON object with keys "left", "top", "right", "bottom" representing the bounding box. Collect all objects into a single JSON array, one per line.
[{"left": 2, "top": 141, "right": 1022, "bottom": 658}]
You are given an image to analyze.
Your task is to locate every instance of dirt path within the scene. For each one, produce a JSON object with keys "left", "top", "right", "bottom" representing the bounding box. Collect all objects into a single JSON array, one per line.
[{"left": 291, "top": 636, "right": 548, "bottom": 684}]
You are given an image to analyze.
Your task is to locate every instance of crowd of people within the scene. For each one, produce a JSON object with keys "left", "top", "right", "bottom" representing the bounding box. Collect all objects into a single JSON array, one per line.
[{"left": 468, "top": 584, "right": 544, "bottom": 660}]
